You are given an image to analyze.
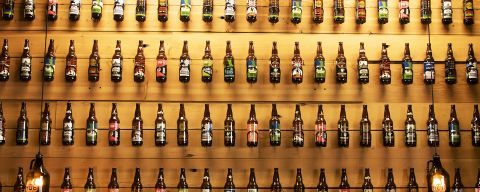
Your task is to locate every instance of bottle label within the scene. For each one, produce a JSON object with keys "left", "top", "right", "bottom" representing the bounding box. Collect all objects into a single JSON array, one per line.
[
  {"left": 111, "top": 58, "right": 122, "bottom": 78},
  {"left": 85, "top": 189, "right": 96, "bottom": 192},
  {"left": 247, "top": 189, "right": 258, "bottom": 192},
  {"left": 16, "top": 120, "right": 28, "bottom": 142},
  {"left": 20, "top": 57, "right": 32, "bottom": 78},
  {"left": 405, "top": 124, "right": 416, "bottom": 144},
  {"left": 88, "top": 59, "right": 100, "bottom": 77},
  {"left": 159, "top": 0, "right": 167, "bottom": 6},
  {"left": 427, "top": 123, "right": 439, "bottom": 142},
  {"left": 378, "top": 0, "right": 388, "bottom": 18},
  {"left": 269, "top": 121, "right": 281, "bottom": 143},
  {"left": 201, "top": 122, "right": 213, "bottom": 143},
  {"left": 44, "top": 57, "right": 56, "bottom": 77},
  {"left": 363, "top": 190, "right": 373, "bottom": 192},
  {"left": 424, "top": 61, "right": 435, "bottom": 80},
  {"left": 336, "top": 62, "right": 347, "bottom": 78},
  {"left": 156, "top": 122, "right": 166, "bottom": 142},
  {"left": 291, "top": 0, "right": 302, "bottom": 19},
  {"left": 156, "top": 59, "right": 167, "bottom": 78},
  {"left": 247, "top": 60, "right": 257, "bottom": 78},
  {"left": 224, "top": 58, "right": 235, "bottom": 78},
  {"left": 399, "top": 0, "right": 410, "bottom": 19},
  {"left": 315, "top": 123, "right": 327, "bottom": 144},
  {"left": 464, "top": 0, "right": 474, "bottom": 18},
  {"left": 201, "top": 189, "right": 211, "bottom": 192},
  {"left": 247, "top": 123, "right": 258, "bottom": 143},
  {"left": 225, "top": 0, "right": 235, "bottom": 16},
  {"left": 338, "top": 124, "right": 349, "bottom": 144},
  {"left": 180, "top": 0, "right": 191, "bottom": 17},
  {"left": 179, "top": 59, "right": 190, "bottom": 77},
  {"left": 69, "top": 0, "right": 80, "bottom": 15},
  {"left": 314, "top": 0, "right": 323, "bottom": 16},
  {"left": 383, "top": 124, "right": 394, "bottom": 143},
  {"left": 0, "top": 59, "right": 9, "bottom": 78},
  {"left": 467, "top": 62, "right": 478, "bottom": 79},
  {"left": 224, "top": 125, "right": 235, "bottom": 144},
  {"left": 315, "top": 60, "right": 326, "bottom": 79},
  {"left": 132, "top": 123, "right": 143, "bottom": 142},
  {"left": 113, "top": 0, "right": 124, "bottom": 16},
  {"left": 401, "top": 60, "right": 413, "bottom": 80},
  {"left": 358, "top": 60, "right": 369, "bottom": 80},
  {"left": 136, "top": 0, "right": 146, "bottom": 16},
  {"left": 202, "top": 59, "right": 213, "bottom": 78},
  {"left": 360, "top": 122, "right": 370, "bottom": 142},
  {"left": 449, "top": 123, "right": 460, "bottom": 143},
  {"left": 48, "top": 0, "right": 58, "bottom": 16},
  {"left": 0, "top": 124, "right": 4, "bottom": 141},
  {"left": 63, "top": 122, "right": 74, "bottom": 143},
  {"left": 134, "top": 62, "right": 145, "bottom": 80},
  {"left": 442, "top": 1, "right": 452, "bottom": 18},
  {"left": 178, "top": 188, "right": 188, "bottom": 192},
  {"left": 472, "top": 124, "right": 480, "bottom": 144},
  {"left": 92, "top": 0, "right": 103, "bottom": 14},
  {"left": 24, "top": 0, "right": 35, "bottom": 16},
  {"left": 475, "top": 188, "right": 480, "bottom": 192},
  {"left": 421, "top": 0, "right": 431, "bottom": 19},
  {"left": 109, "top": 122, "right": 119, "bottom": 142},
  {"left": 293, "top": 124, "right": 304, "bottom": 144},
  {"left": 86, "top": 122, "right": 98, "bottom": 143},
  {"left": 270, "top": 63, "right": 280, "bottom": 79}
]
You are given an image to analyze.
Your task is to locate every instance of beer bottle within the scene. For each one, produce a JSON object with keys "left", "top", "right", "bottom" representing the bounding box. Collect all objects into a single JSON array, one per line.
[
  {"left": 65, "top": 40, "right": 77, "bottom": 82},
  {"left": 16, "top": 101, "right": 28, "bottom": 145},
  {"left": 291, "top": 0, "right": 302, "bottom": 24},
  {"left": 475, "top": 168, "right": 480, "bottom": 191},
  {"left": 132, "top": 103, "right": 143, "bottom": 146},
  {"left": 201, "top": 168, "right": 212, "bottom": 192},
  {"left": 405, "top": 105, "right": 416, "bottom": 147},
  {"left": 62, "top": 102, "right": 74, "bottom": 145},
  {"left": 177, "top": 104, "right": 189, "bottom": 146},
  {"left": 111, "top": 40, "right": 123, "bottom": 82},
  {"left": 177, "top": 168, "right": 188, "bottom": 192},
  {"left": 268, "top": 0, "right": 280, "bottom": 23},
  {"left": 360, "top": 105, "right": 371, "bottom": 147},
  {"left": 472, "top": 104, "right": 480, "bottom": 146},
  {"left": 338, "top": 105, "right": 349, "bottom": 147},
  {"left": 246, "top": 0, "right": 257, "bottom": 23},
  {"left": 420, "top": 0, "right": 431, "bottom": 24},
  {"left": 357, "top": 42, "right": 369, "bottom": 84},
  {"left": 247, "top": 168, "right": 258, "bottom": 192},
  {"left": 427, "top": 104, "right": 439, "bottom": 147},
  {"left": 223, "top": 41, "right": 235, "bottom": 83},
  {"left": 293, "top": 168, "right": 304, "bottom": 192},
  {"left": 91, "top": 0, "right": 103, "bottom": 20},
  {"left": 314, "top": 42, "right": 326, "bottom": 83},
  {"left": 202, "top": 40, "right": 214, "bottom": 83},
  {"left": 334, "top": 0, "right": 345, "bottom": 23},
  {"left": 155, "top": 103, "right": 167, "bottom": 146},
  {"left": 293, "top": 104, "right": 304, "bottom": 147},
  {"left": 452, "top": 168, "right": 464, "bottom": 191},
  {"left": 2, "top": 0, "right": 14, "bottom": 20},
  {"left": 155, "top": 168, "right": 167, "bottom": 191},
  {"left": 271, "top": 168, "right": 282, "bottom": 192},
  {"left": 224, "top": 104, "right": 235, "bottom": 146},
  {"left": 336, "top": 42, "right": 347, "bottom": 83},
  {"left": 224, "top": 168, "right": 236, "bottom": 192},
  {"left": 202, "top": 0, "right": 213, "bottom": 22},
  {"left": 247, "top": 104, "right": 258, "bottom": 147},
  {"left": 355, "top": 0, "right": 366, "bottom": 24},
  {"left": 269, "top": 41, "right": 281, "bottom": 84},
  {"left": 402, "top": 43, "right": 413, "bottom": 84},
  {"left": 131, "top": 168, "right": 142, "bottom": 192},
  {"left": 449, "top": 105, "right": 461, "bottom": 147},
  {"left": 43, "top": 39, "right": 55, "bottom": 81},
  {"left": 385, "top": 168, "right": 396, "bottom": 191},
  {"left": 20, "top": 39, "right": 32, "bottom": 81},
  {"left": 441, "top": 0, "right": 452, "bottom": 24},
  {"left": 466, "top": 43, "right": 478, "bottom": 84},
  {"left": 24, "top": 0, "right": 35, "bottom": 20},
  {"left": 380, "top": 43, "right": 391, "bottom": 84},
  {"left": 88, "top": 40, "right": 100, "bottom": 82},
  {"left": 463, "top": 0, "right": 474, "bottom": 25},
  {"left": 0, "top": 39, "right": 10, "bottom": 81},
  {"left": 315, "top": 104, "right": 327, "bottom": 147},
  {"left": 246, "top": 41, "right": 257, "bottom": 83},
  {"left": 61, "top": 168, "right": 73, "bottom": 192},
  {"left": 201, "top": 104, "right": 213, "bottom": 147},
  {"left": 113, "top": 0, "right": 124, "bottom": 21},
  {"left": 407, "top": 168, "right": 418, "bottom": 192},
  {"left": 84, "top": 168, "right": 96, "bottom": 192},
  {"left": 291, "top": 42, "right": 304, "bottom": 84},
  {"left": 383, "top": 104, "right": 394, "bottom": 147},
  {"left": 445, "top": 43, "right": 456, "bottom": 84},
  {"left": 39, "top": 103, "right": 51, "bottom": 145},
  {"left": 377, "top": 0, "right": 388, "bottom": 24},
  {"left": 339, "top": 168, "right": 350, "bottom": 192},
  {"left": 69, "top": 0, "right": 80, "bottom": 21},
  {"left": 424, "top": 43, "right": 435, "bottom": 84},
  {"left": 47, "top": 0, "right": 58, "bottom": 21},
  {"left": 108, "top": 168, "right": 120, "bottom": 191},
  {"left": 136, "top": 0, "right": 146, "bottom": 22},
  {"left": 109, "top": 103, "right": 120, "bottom": 146},
  {"left": 179, "top": 0, "right": 191, "bottom": 22},
  {"left": 270, "top": 104, "right": 281, "bottom": 146},
  {"left": 134, "top": 40, "right": 146, "bottom": 82},
  {"left": 179, "top": 41, "right": 191, "bottom": 83},
  {"left": 158, "top": 0, "right": 168, "bottom": 22},
  {"left": 86, "top": 103, "right": 98, "bottom": 146},
  {"left": 224, "top": 0, "right": 236, "bottom": 22},
  {"left": 361, "top": 168, "right": 373, "bottom": 192},
  {"left": 313, "top": 0, "right": 324, "bottom": 23},
  {"left": 399, "top": 0, "right": 410, "bottom": 24},
  {"left": 13, "top": 167, "right": 25, "bottom": 192},
  {"left": 317, "top": 168, "right": 328, "bottom": 192},
  {"left": 156, "top": 40, "right": 167, "bottom": 82},
  {"left": 0, "top": 102, "right": 5, "bottom": 145}
]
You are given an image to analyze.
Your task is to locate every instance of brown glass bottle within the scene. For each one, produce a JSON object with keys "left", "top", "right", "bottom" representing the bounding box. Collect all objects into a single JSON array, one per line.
[
  {"left": 16, "top": 101, "right": 28, "bottom": 145},
  {"left": 111, "top": 40, "right": 123, "bottom": 82},
  {"left": 441, "top": 0, "right": 452, "bottom": 24},
  {"left": 224, "top": 0, "right": 236, "bottom": 22},
  {"left": 355, "top": 0, "right": 366, "bottom": 24},
  {"left": 399, "top": 0, "right": 410, "bottom": 24},
  {"left": 14, "top": 167, "right": 25, "bottom": 192},
  {"left": 313, "top": 0, "right": 324, "bottom": 23},
  {"left": 65, "top": 40, "right": 77, "bottom": 82},
  {"left": 155, "top": 104, "right": 167, "bottom": 146},
  {"left": 113, "top": 0, "right": 124, "bottom": 21},
  {"left": 338, "top": 105, "right": 349, "bottom": 147},
  {"left": 155, "top": 168, "right": 167, "bottom": 191},
  {"left": 224, "top": 104, "right": 235, "bottom": 147},
  {"left": 62, "top": 102, "right": 74, "bottom": 145},
  {"left": 108, "top": 103, "right": 120, "bottom": 146},
  {"left": 269, "top": 104, "right": 281, "bottom": 146},
  {"left": 466, "top": 43, "right": 478, "bottom": 84},
  {"left": 43, "top": 39, "right": 55, "bottom": 81},
  {"left": 293, "top": 168, "right": 305, "bottom": 192},
  {"left": 177, "top": 168, "right": 188, "bottom": 191},
  {"left": 157, "top": 0, "right": 168, "bottom": 22},
  {"left": 132, "top": 103, "right": 143, "bottom": 146},
  {"left": 88, "top": 40, "right": 100, "bottom": 82},
  {"left": 247, "top": 168, "right": 258, "bottom": 191},
  {"left": 448, "top": 105, "right": 461, "bottom": 147},
  {"left": 135, "top": 0, "right": 146, "bottom": 22},
  {"left": 179, "top": 41, "right": 190, "bottom": 83},
  {"left": 24, "top": 0, "right": 34, "bottom": 21},
  {"left": 407, "top": 168, "right": 418, "bottom": 192},
  {"left": 420, "top": 0, "right": 432, "bottom": 24},
  {"left": 339, "top": 168, "right": 350, "bottom": 191},
  {"left": 201, "top": 168, "right": 212, "bottom": 191},
  {"left": 402, "top": 43, "right": 413, "bottom": 84},
  {"left": 314, "top": 42, "right": 326, "bottom": 83},
  {"left": 452, "top": 168, "right": 464, "bottom": 191},
  {"left": 246, "top": 0, "right": 257, "bottom": 23},
  {"left": 270, "top": 41, "right": 281, "bottom": 84},
  {"left": 405, "top": 105, "right": 417, "bottom": 147},
  {"left": 378, "top": 0, "right": 388, "bottom": 24},
  {"left": 317, "top": 168, "right": 328, "bottom": 192},
  {"left": 0, "top": 102, "right": 5, "bottom": 145},
  {"left": 334, "top": 0, "right": 345, "bottom": 23},
  {"left": 315, "top": 105, "right": 327, "bottom": 147},
  {"left": 292, "top": 42, "right": 303, "bottom": 84},
  {"left": 201, "top": 40, "right": 213, "bottom": 83},
  {"left": 464, "top": 0, "right": 474, "bottom": 25},
  {"left": 224, "top": 168, "right": 235, "bottom": 191},
  {"left": 0, "top": 39, "right": 10, "bottom": 81},
  {"left": 40, "top": 103, "right": 52, "bottom": 145},
  {"left": 179, "top": 0, "right": 191, "bottom": 22},
  {"left": 380, "top": 43, "right": 391, "bottom": 85},
  {"left": 61, "top": 168, "right": 73, "bottom": 192},
  {"left": 360, "top": 105, "right": 371, "bottom": 147},
  {"left": 86, "top": 103, "right": 98, "bottom": 146},
  {"left": 202, "top": 0, "right": 213, "bottom": 22},
  {"left": 47, "top": 0, "right": 58, "bottom": 21},
  {"left": 134, "top": 40, "right": 146, "bottom": 82},
  {"left": 19, "top": 39, "right": 32, "bottom": 81},
  {"left": 156, "top": 40, "right": 167, "bottom": 82},
  {"left": 224, "top": 41, "right": 235, "bottom": 83},
  {"left": 201, "top": 104, "right": 213, "bottom": 146},
  {"left": 271, "top": 168, "right": 282, "bottom": 192},
  {"left": 268, "top": 0, "right": 280, "bottom": 23},
  {"left": 472, "top": 105, "right": 480, "bottom": 147},
  {"left": 108, "top": 168, "right": 120, "bottom": 191},
  {"left": 2, "top": 0, "right": 14, "bottom": 20},
  {"left": 361, "top": 168, "right": 373, "bottom": 191},
  {"left": 247, "top": 104, "right": 258, "bottom": 147},
  {"left": 131, "top": 168, "right": 142, "bottom": 192},
  {"left": 427, "top": 104, "right": 439, "bottom": 147},
  {"left": 385, "top": 168, "right": 396, "bottom": 191},
  {"left": 177, "top": 104, "right": 188, "bottom": 146},
  {"left": 292, "top": 104, "right": 304, "bottom": 147},
  {"left": 383, "top": 104, "right": 394, "bottom": 147},
  {"left": 445, "top": 43, "right": 456, "bottom": 84},
  {"left": 84, "top": 168, "right": 96, "bottom": 191},
  {"left": 424, "top": 43, "right": 435, "bottom": 84},
  {"left": 246, "top": 41, "right": 258, "bottom": 83},
  {"left": 357, "top": 42, "right": 369, "bottom": 84},
  {"left": 336, "top": 42, "right": 347, "bottom": 83}
]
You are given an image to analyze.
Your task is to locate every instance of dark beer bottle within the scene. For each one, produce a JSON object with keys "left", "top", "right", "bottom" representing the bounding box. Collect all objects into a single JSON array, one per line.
[
  {"left": 247, "top": 168, "right": 258, "bottom": 192},
  {"left": 463, "top": 0, "right": 474, "bottom": 25},
  {"left": 399, "top": 0, "right": 410, "bottom": 24},
  {"left": 202, "top": 0, "right": 213, "bottom": 22},
  {"left": 201, "top": 104, "right": 213, "bottom": 147},
  {"left": 246, "top": 41, "right": 258, "bottom": 83},
  {"left": 293, "top": 104, "right": 304, "bottom": 147},
  {"left": 20, "top": 39, "right": 32, "bottom": 81},
  {"left": 0, "top": 102, "right": 5, "bottom": 145},
  {"left": 224, "top": 41, "right": 235, "bottom": 83},
  {"left": 134, "top": 40, "right": 146, "bottom": 82},
  {"left": 336, "top": 42, "right": 347, "bottom": 83},
  {"left": 201, "top": 168, "right": 212, "bottom": 192},
  {"left": 179, "top": 41, "right": 191, "bottom": 83},
  {"left": 378, "top": 0, "right": 388, "bottom": 24},
  {"left": 472, "top": 105, "right": 480, "bottom": 146},
  {"left": 2, "top": 0, "right": 14, "bottom": 20},
  {"left": 91, "top": 0, "right": 103, "bottom": 20},
  {"left": 88, "top": 40, "right": 100, "bottom": 82},
  {"left": 24, "top": 0, "right": 35, "bottom": 20},
  {"left": 360, "top": 105, "right": 371, "bottom": 147},
  {"left": 475, "top": 168, "right": 480, "bottom": 191},
  {"left": 132, "top": 103, "right": 143, "bottom": 146},
  {"left": 111, "top": 40, "right": 123, "bottom": 82},
  {"left": 155, "top": 168, "right": 167, "bottom": 191},
  {"left": 131, "top": 168, "right": 142, "bottom": 192},
  {"left": 339, "top": 168, "right": 350, "bottom": 192},
  {"left": 62, "top": 102, "right": 74, "bottom": 145},
  {"left": 427, "top": 104, "right": 439, "bottom": 147},
  {"left": 202, "top": 40, "right": 214, "bottom": 83},
  {"left": 13, "top": 167, "right": 25, "bottom": 192},
  {"left": 61, "top": 168, "right": 73, "bottom": 192},
  {"left": 16, "top": 101, "right": 28, "bottom": 145},
  {"left": 156, "top": 40, "right": 167, "bottom": 82},
  {"left": 108, "top": 103, "right": 120, "bottom": 146},
  {"left": 380, "top": 43, "right": 391, "bottom": 84},
  {"left": 317, "top": 168, "right": 328, "bottom": 192},
  {"left": 445, "top": 43, "right": 457, "bottom": 84},
  {"left": 246, "top": 0, "right": 257, "bottom": 23},
  {"left": 291, "top": 0, "right": 302, "bottom": 24},
  {"left": 420, "top": 0, "right": 431, "bottom": 24},
  {"left": 224, "top": 168, "right": 236, "bottom": 192},
  {"left": 158, "top": 0, "right": 168, "bottom": 22},
  {"left": 402, "top": 43, "right": 413, "bottom": 84},
  {"left": 84, "top": 168, "right": 96, "bottom": 192},
  {"left": 338, "top": 105, "right": 349, "bottom": 147},
  {"left": 224, "top": 104, "right": 235, "bottom": 146},
  {"left": 113, "top": 0, "right": 124, "bottom": 21},
  {"left": 362, "top": 168, "right": 373, "bottom": 192},
  {"left": 135, "top": 0, "right": 146, "bottom": 22},
  {"left": 108, "top": 168, "right": 120, "bottom": 191},
  {"left": 452, "top": 168, "right": 464, "bottom": 191},
  {"left": 383, "top": 104, "right": 394, "bottom": 147},
  {"left": 47, "top": 0, "right": 58, "bottom": 21},
  {"left": 69, "top": 0, "right": 80, "bottom": 21},
  {"left": 155, "top": 103, "right": 167, "bottom": 146},
  {"left": 407, "top": 168, "right": 418, "bottom": 192},
  {"left": 65, "top": 40, "right": 78, "bottom": 82},
  {"left": 270, "top": 104, "right": 281, "bottom": 146},
  {"left": 179, "top": 0, "right": 191, "bottom": 22},
  {"left": 247, "top": 104, "right": 258, "bottom": 147},
  {"left": 441, "top": 0, "right": 452, "bottom": 24},
  {"left": 43, "top": 39, "right": 55, "bottom": 81},
  {"left": 315, "top": 105, "right": 327, "bottom": 147},
  {"left": 0, "top": 39, "right": 10, "bottom": 81},
  {"left": 424, "top": 43, "right": 435, "bottom": 84},
  {"left": 385, "top": 168, "right": 396, "bottom": 191},
  {"left": 177, "top": 168, "right": 188, "bottom": 192},
  {"left": 314, "top": 42, "right": 326, "bottom": 83},
  {"left": 466, "top": 43, "right": 478, "bottom": 84},
  {"left": 271, "top": 168, "right": 282, "bottom": 192},
  {"left": 225, "top": 0, "right": 236, "bottom": 22},
  {"left": 269, "top": 41, "right": 281, "bottom": 84},
  {"left": 334, "top": 0, "right": 345, "bottom": 23},
  {"left": 293, "top": 168, "right": 304, "bottom": 192},
  {"left": 355, "top": 0, "right": 366, "bottom": 24},
  {"left": 405, "top": 105, "right": 417, "bottom": 147},
  {"left": 313, "top": 0, "right": 324, "bottom": 23},
  {"left": 357, "top": 42, "right": 369, "bottom": 83},
  {"left": 291, "top": 42, "right": 304, "bottom": 84},
  {"left": 177, "top": 104, "right": 188, "bottom": 146},
  {"left": 268, "top": 0, "right": 280, "bottom": 23},
  {"left": 86, "top": 103, "right": 98, "bottom": 146},
  {"left": 449, "top": 105, "right": 461, "bottom": 147}
]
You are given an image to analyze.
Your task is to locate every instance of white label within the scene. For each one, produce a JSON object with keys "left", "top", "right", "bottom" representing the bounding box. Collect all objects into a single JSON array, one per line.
[{"left": 248, "top": 0, "right": 255, "bottom": 6}]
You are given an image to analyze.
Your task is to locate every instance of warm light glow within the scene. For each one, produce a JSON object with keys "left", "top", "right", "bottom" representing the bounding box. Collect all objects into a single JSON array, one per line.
[
  {"left": 33, "top": 177, "right": 43, "bottom": 186},
  {"left": 432, "top": 174, "right": 447, "bottom": 192}
]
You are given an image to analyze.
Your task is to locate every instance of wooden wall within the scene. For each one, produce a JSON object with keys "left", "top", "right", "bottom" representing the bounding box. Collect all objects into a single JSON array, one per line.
[{"left": 0, "top": 0, "right": 480, "bottom": 191}]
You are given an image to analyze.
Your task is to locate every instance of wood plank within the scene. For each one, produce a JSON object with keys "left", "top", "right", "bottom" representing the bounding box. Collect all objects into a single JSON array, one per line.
[{"left": 0, "top": 58, "right": 45, "bottom": 100}]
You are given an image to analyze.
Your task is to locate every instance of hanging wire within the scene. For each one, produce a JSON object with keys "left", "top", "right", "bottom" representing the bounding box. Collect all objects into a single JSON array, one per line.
[
  {"left": 426, "top": 23, "right": 438, "bottom": 155},
  {"left": 38, "top": 2, "right": 49, "bottom": 155}
]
